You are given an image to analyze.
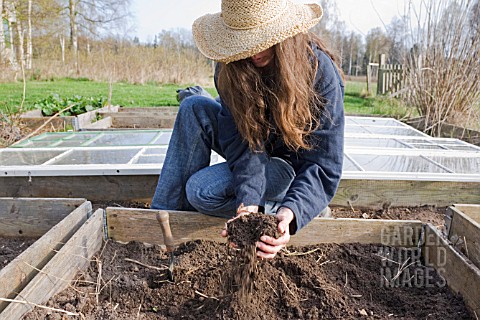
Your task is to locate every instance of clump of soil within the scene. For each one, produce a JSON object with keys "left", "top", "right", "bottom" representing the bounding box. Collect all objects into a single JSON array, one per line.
[
  {"left": 25, "top": 240, "right": 473, "bottom": 320},
  {"left": 0, "top": 238, "right": 37, "bottom": 269},
  {"left": 226, "top": 212, "right": 280, "bottom": 249}
]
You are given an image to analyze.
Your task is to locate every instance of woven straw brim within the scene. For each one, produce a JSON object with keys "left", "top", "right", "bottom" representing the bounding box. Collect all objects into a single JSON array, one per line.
[{"left": 193, "top": 2, "right": 323, "bottom": 64}]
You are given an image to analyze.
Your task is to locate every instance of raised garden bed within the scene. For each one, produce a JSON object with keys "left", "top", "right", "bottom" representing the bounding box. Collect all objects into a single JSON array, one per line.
[
  {"left": 19, "top": 207, "right": 480, "bottom": 319},
  {"left": 20, "top": 106, "right": 119, "bottom": 132},
  {"left": 1, "top": 201, "right": 479, "bottom": 318},
  {"left": 0, "top": 198, "right": 103, "bottom": 319},
  {"left": 82, "top": 107, "right": 178, "bottom": 130},
  {"left": 446, "top": 204, "right": 480, "bottom": 270}
]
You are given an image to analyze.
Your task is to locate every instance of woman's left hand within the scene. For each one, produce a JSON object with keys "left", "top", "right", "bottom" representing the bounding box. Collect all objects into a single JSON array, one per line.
[{"left": 256, "top": 207, "right": 294, "bottom": 259}]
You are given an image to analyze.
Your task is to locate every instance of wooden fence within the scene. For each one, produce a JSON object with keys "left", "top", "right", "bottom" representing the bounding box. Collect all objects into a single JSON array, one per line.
[{"left": 377, "top": 63, "right": 405, "bottom": 96}]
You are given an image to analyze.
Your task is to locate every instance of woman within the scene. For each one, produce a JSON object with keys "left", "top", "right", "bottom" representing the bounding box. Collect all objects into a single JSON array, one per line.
[{"left": 151, "top": 0, "right": 344, "bottom": 259}]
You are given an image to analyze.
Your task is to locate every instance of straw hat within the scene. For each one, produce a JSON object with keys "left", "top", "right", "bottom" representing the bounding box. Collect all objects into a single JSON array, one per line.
[{"left": 192, "top": 0, "right": 323, "bottom": 64}]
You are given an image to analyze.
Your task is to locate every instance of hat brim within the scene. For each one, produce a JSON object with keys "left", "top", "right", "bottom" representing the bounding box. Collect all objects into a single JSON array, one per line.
[{"left": 193, "top": 2, "right": 323, "bottom": 64}]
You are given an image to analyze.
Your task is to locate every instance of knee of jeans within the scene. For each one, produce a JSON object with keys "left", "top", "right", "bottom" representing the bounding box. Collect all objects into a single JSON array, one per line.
[
  {"left": 185, "top": 177, "right": 215, "bottom": 214},
  {"left": 179, "top": 95, "right": 211, "bottom": 116}
]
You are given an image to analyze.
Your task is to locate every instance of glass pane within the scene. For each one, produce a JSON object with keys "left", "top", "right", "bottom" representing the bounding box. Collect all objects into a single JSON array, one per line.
[
  {"left": 343, "top": 156, "right": 361, "bottom": 171},
  {"left": 152, "top": 132, "right": 172, "bottom": 145},
  {"left": 427, "top": 156, "right": 480, "bottom": 174},
  {"left": 0, "top": 150, "right": 65, "bottom": 165},
  {"left": 136, "top": 155, "right": 165, "bottom": 164},
  {"left": 441, "top": 145, "right": 480, "bottom": 151},
  {"left": 345, "top": 125, "right": 372, "bottom": 134},
  {"left": 407, "top": 143, "right": 445, "bottom": 150},
  {"left": 33, "top": 133, "right": 72, "bottom": 141},
  {"left": 24, "top": 141, "right": 58, "bottom": 148},
  {"left": 92, "top": 132, "right": 158, "bottom": 146},
  {"left": 345, "top": 137, "right": 408, "bottom": 149},
  {"left": 56, "top": 140, "right": 90, "bottom": 147},
  {"left": 364, "top": 126, "right": 425, "bottom": 136},
  {"left": 52, "top": 149, "right": 141, "bottom": 164},
  {"left": 143, "top": 147, "right": 167, "bottom": 155},
  {"left": 349, "top": 154, "right": 449, "bottom": 173}
]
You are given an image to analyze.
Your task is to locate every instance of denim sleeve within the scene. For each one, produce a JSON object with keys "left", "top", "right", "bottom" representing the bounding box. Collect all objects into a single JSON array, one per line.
[
  {"left": 281, "top": 50, "right": 345, "bottom": 234},
  {"left": 214, "top": 67, "right": 268, "bottom": 211}
]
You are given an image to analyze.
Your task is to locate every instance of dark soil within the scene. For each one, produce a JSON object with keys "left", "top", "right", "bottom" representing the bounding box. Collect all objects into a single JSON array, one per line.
[
  {"left": 0, "top": 237, "right": 37, "bottom": 269},
  {"left": 332, "top": 206, "right": 445, "bottom": 229},
  {"left": 24, "top": 239, "right": 473, "bottom": 320},
  {"left": 227, "top": 212, "right": 280, "bottom": 249}
]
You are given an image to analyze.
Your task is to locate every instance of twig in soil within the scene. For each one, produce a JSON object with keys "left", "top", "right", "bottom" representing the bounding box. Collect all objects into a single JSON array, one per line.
[
  {"left": 136, "top": 300, "right": 143, "bottom": 319},
  {"left": 390, "top": 258, "right": 416, "bottom": 283},
  {"left": 95, "top": 258, "right": 103, "bottom": 305},
  {"left": 282, "top": 247, "right": 322, "bottom": 256},
  {"left": 0, "top": 298, "right": 78, "bottom": 316},
  {"left": 374, "top": 253, "right": 401, "bottom": 265},
  {"left": 347, "top": 200, "right": 356, "bottom": 213},
  {"left": 315, "top": 253, "right": 326, "bottom": 263},
  {"left": 473, "top": 311, "right": 478, "bottom": 320},
  {"left": 344, "top": 272, "right": 348, "bottom": 288},
  {"left": 109, "top": 250, "right": 117, "bottom": 265},
  {"left": 464, "top": 236, "right": 470, "bottom": 258},
  {"left": 266, "top": 279, "right": 279, "bottom": 297},
  {"left": 280, "top": 276, "right": 297, "bottom": 299},
  {"left": 195, "top": 290, "right": 219, "bottom": 301},
  {"left": 124, "top": 258, "right": 168, "bottom": 271},
  {"left": 318, "top": 259, "right": 335, "bottom": 267}
]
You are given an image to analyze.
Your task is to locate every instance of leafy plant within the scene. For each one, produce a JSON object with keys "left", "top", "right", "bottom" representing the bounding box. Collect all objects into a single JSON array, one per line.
[{"left": 33, "top": 94, "right": 107, "bottom": 117}]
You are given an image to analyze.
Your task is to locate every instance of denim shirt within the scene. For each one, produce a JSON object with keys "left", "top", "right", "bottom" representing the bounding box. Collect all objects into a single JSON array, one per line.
[{"left": 215, "top": 44, "right": 345, "bottom": 234}]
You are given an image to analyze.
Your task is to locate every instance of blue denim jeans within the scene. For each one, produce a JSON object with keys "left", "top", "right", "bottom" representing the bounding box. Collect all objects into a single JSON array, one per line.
[{"left": 151, "top": 95, "right": 295, "bottom": 218}]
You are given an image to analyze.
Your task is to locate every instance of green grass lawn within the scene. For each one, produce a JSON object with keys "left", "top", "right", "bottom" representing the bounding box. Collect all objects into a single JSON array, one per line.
[{"left": 0, "top": 78, "right": 410, "bottom": 118}]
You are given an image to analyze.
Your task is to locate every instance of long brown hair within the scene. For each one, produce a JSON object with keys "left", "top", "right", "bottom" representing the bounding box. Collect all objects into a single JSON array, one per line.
[{"left": 217, "top": 32, "right": 343, "bottom": 152}]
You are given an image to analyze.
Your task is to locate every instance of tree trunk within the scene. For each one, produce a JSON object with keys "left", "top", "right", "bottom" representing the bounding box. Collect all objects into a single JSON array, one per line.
[
  {"left": 26, "top": 0, "right": 32, "bottom": 69},
  {"left": 348, "top": 33, "right": 354, "bottom": 76},
  {"left": 60, "top": 35, "right": 65, "bottom": 64},
  {"left": 15, "top": 12, "right": 25, "bottom": 70},
  {"left": 0, "top": 0, "right": 6, "bottom": 64},
  {"left": 6, "top": 5, "right": 17, "bottom": 69},
  {"left": 69, "top": 0, "right": 79, "bottom": 73}
]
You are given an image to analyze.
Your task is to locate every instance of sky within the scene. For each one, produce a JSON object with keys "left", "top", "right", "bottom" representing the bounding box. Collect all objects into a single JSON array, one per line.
[{"left": 132, "top": 0, "right": 414, "bottom": 42}]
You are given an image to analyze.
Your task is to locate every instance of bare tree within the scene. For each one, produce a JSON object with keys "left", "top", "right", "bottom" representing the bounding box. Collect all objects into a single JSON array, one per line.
[
  {"left": 4, "top": 0, "right": 18, "bottom": 69},
  {"left": 0, "top": 0, "right": 6, "bottom": 64},
  {"left": 365, "top": 27, "right": 391, "bottom": 64},
  {"left": 25, "top": 0, "right": 32, "bottom": 69},
  {"left": 386, "top": 16, "right": 408, "bottom": 64},
  {"left": 62, "top": 0, "right": 131, "bottom": 71},
  {"left": 404, "top": 0, "right": 480, "bottom": 135}
]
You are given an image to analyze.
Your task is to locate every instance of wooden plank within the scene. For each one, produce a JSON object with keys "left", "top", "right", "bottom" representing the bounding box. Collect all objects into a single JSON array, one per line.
[
  {"left": 2, "top": 177, "right": 480, "bottom": 208},
  {"left": 0, "top": 198, "right": 87, "bottom": 238},
  {"left": 0, "top": 176, "right": 157, "bottom": 202},
  {"left": 102, "top": 110, "right": 178, "bottom": 117},
  {"left": 446, "top": 206, "right": 480, "bottom": 269},
  {"left": 0, "top": 209, "right": 104, "bottom": 320},
  {"left": 81, "top": 116, "right": 112, "bottom": 130},
  {"left": 118, "top": 107, "right": 178, "bottom": 113},
  {"left": 423, "top": 224, "right": 480, "bottom": 316},
  {"left": 334, "top": 179, "right": 480, "bottom": 209},
  {"left": 110, "top": 115, "right": 176, "bottom": 129},
  {"left": 0, "top": 201, "right": 92, "bottom": 312},
  {"left": 453, "top": 204, "right": 480, "bottom": 224},
  {"left": 106, "top": 208, "right": 422, "bottom": 247},
  {"left": 295, "top": 217, "right": 422, "bottom": 247}
]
